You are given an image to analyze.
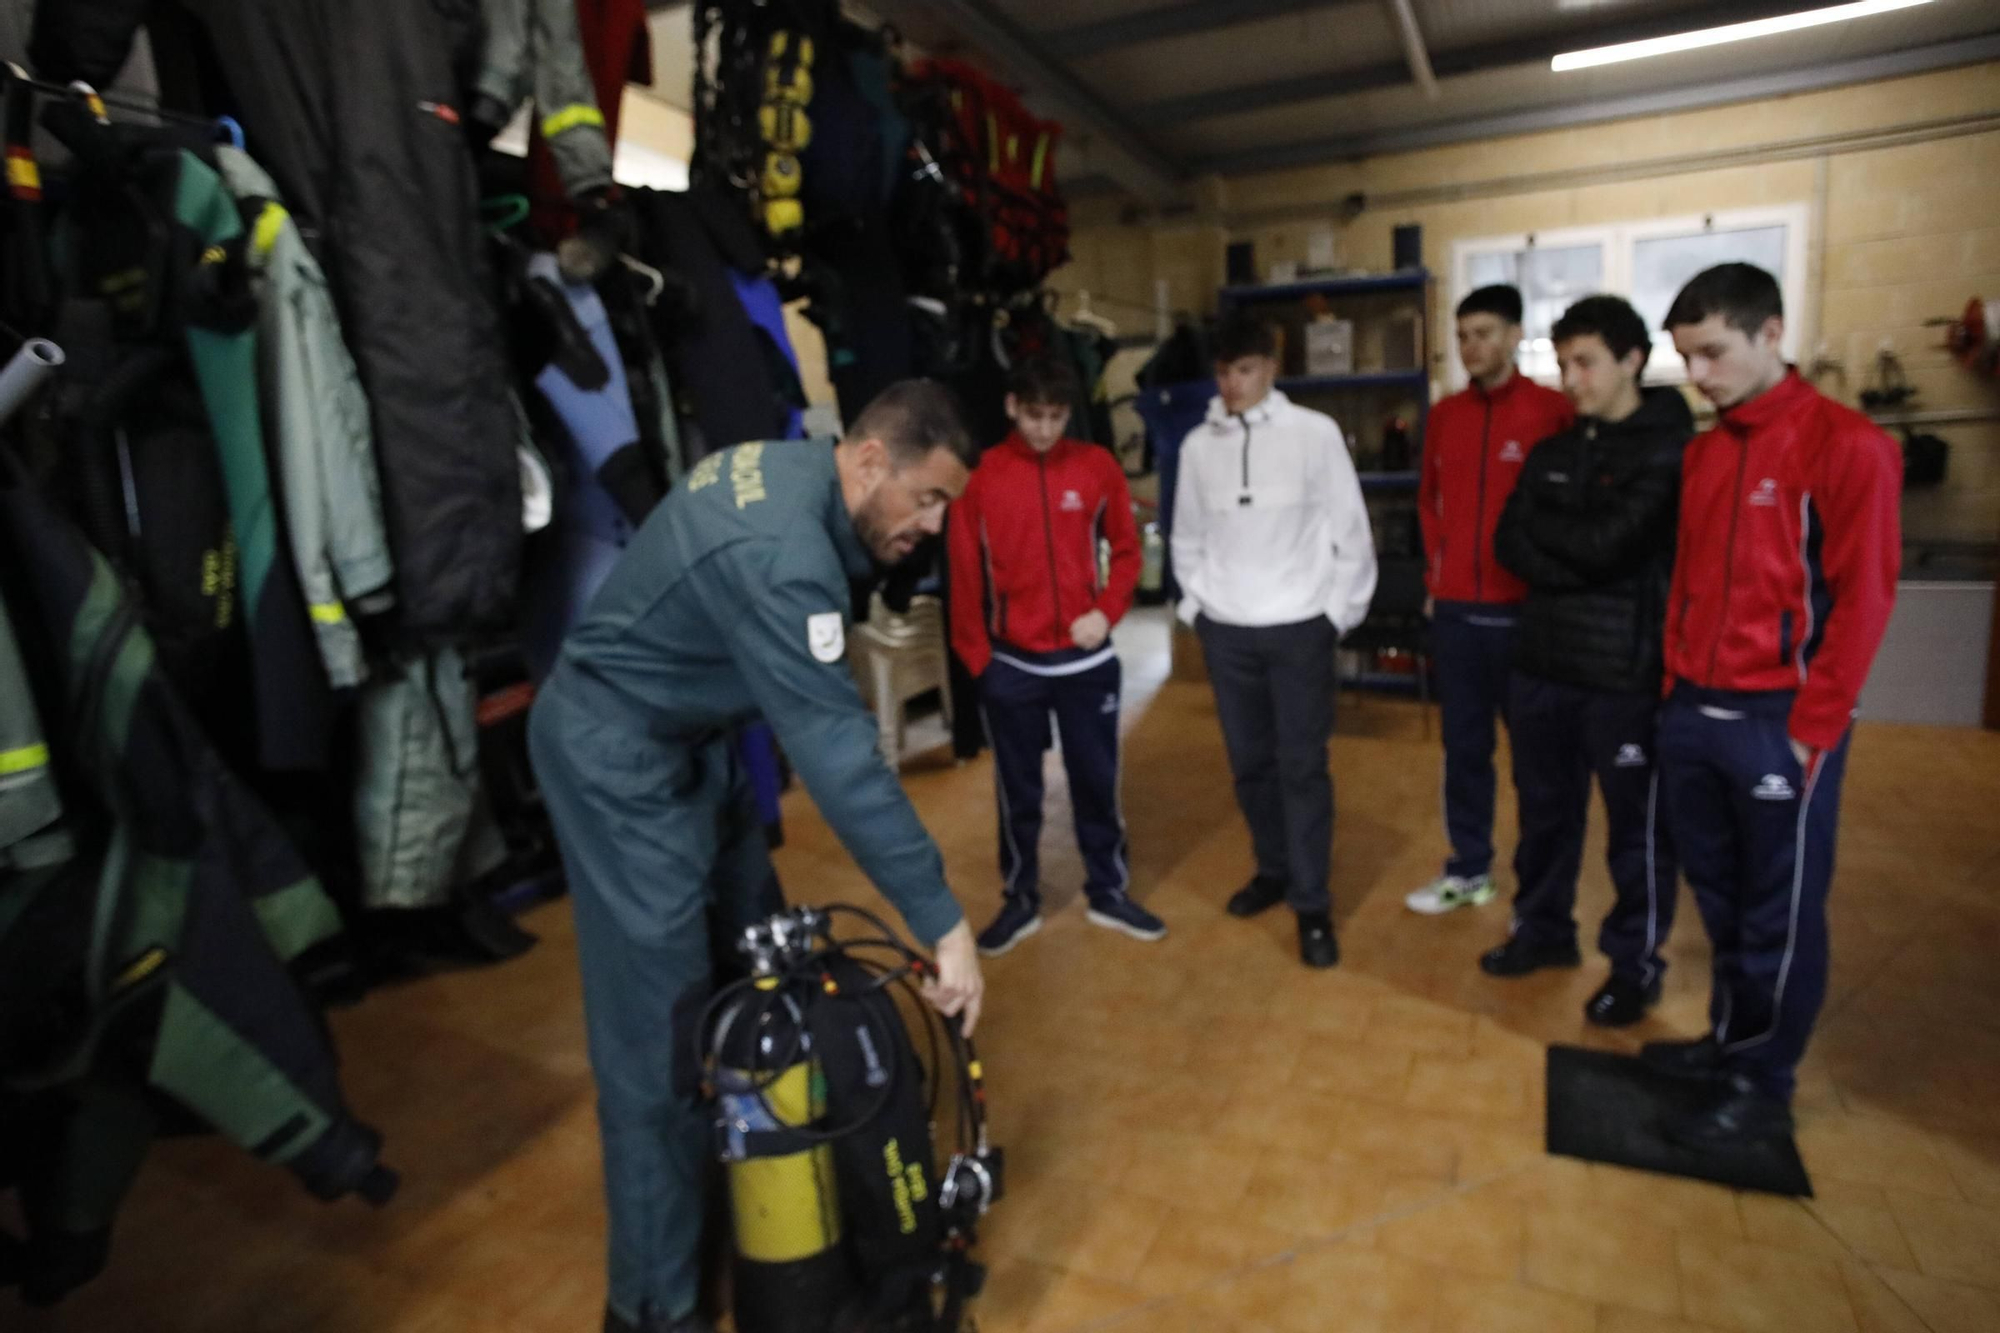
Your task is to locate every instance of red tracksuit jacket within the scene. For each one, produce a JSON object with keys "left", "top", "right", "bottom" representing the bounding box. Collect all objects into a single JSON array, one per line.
[
  {"left": 1665, "top": 372, "right": 1902, "bottom": 751},
  {"left": 947, "top": 434, "right": 1141, "bottom": 677},
  {"left": 1420, "top": 372, "right": 1574, "bottom": 604}
]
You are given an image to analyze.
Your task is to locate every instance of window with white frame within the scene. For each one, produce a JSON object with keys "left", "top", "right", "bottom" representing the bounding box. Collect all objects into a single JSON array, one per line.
[{"left": 1449, "top": 204, "right": 1810, "bottom": 388}]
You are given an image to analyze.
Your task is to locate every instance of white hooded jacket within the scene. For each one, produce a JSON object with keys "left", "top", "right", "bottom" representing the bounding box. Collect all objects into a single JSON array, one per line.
[{"left": 1171, "top": 389, "right": 1378, "bottom": 632}]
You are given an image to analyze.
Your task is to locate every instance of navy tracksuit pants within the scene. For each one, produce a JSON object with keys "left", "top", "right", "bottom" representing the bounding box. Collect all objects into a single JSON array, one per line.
[
  {"left": 1507, "top": 673, "right": 1678, "bottom": 984},
  {"left": 1432, "top": 601, "right": 1518, "bottom": 880},
  {"left": 981, "top": 649, "right": 1128, "bottom": 909},
  {"left": 1658, "top": 684, "right": 1851, "bottom": 1104}
]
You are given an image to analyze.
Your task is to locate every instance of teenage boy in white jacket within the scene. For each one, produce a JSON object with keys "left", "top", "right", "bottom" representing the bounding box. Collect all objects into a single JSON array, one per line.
[{"left": 1172, "top": 313, "right": 1378, "bottom": 967}]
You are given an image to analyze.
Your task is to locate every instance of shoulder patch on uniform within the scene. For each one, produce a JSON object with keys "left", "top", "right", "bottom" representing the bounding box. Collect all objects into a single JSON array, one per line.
[{"left": 807, "top": 611, "right": 845, "bottom": 663}]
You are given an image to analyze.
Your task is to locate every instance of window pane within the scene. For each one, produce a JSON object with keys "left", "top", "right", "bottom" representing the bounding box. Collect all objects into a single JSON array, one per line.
[
  {"left": 1632, "top": 225, "right": 1787, "bottom": 336},
  {"left": 1463, "top": 242, "right": 1603, "bottom": 381}
]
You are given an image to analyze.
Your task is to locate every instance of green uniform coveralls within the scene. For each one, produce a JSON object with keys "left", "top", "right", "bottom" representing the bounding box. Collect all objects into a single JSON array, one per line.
[{"left": 527, "top": 439, "right": 962, "bottom": 1325}]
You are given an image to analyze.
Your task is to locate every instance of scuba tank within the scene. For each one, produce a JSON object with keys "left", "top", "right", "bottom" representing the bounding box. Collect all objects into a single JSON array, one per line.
[
  {"left": 700, "top": 904, "right": 1003, "bottom": 1333},
  {"left": 711, "top": 914, "right": 857, "bottom": 1333}
]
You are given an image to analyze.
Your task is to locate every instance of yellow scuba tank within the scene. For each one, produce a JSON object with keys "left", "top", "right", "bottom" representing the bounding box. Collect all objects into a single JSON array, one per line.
[{"left": 711, "top": 924, "right": 856, "bottom": 1333}]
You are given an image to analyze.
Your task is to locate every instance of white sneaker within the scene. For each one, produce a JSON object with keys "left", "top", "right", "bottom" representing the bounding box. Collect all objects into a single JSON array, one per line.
[{"left": 1404, "top": 873, "right": 1497, "bottom": 915}]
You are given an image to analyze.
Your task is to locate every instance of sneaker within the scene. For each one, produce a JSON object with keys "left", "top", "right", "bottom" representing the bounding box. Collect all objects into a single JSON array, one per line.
[
  {"left": 1226, "top": 876, "right": 1286, "bottom": 918},
  {"left": 1639, "top": 1034, "right": 1724, "bottom": 1081},
  {"left": 1478, "top": 934, "right": 1582, "bottom": 977},
  {"left": 1086, "top": 895, "right": 1167, "bottom": 942},
  {"left": 1584, "top": 973, "right": 1662, "bottom": 1027},
  {"left": 1662, "top": 1074, "right": 1793, "bottom": 1150},
  {"left": 1297, "top": 912, "right": 1339, "bottom": 969},
  {"left": 976, "top": 899, "right": 1042, "bottom": 957},
  {"left": 1404, "top": 873, "right": 1496, "bottom": 915}
]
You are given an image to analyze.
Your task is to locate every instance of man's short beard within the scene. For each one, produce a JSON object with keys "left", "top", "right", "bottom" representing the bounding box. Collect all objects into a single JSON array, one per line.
[{"left": 854, "top": 491, "right": 898, "bottom": 564}]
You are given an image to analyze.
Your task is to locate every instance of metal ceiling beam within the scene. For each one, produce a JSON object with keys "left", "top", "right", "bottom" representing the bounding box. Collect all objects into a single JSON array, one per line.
[
  {"left": 1385, "top": 0, "right": 1438, "bottom": 101},
  {"left": 1042, "top": 0, "right": 1333, "bottom": 61},
  {"left": 924, "top": 0, "right": 1186, "bottom": 206},
  {"left": 1193, "top": 32, "right": 2000, "bottom": 179},
  {"left": 1135, "top": 0, "right": 1833, "bottom": 127}
]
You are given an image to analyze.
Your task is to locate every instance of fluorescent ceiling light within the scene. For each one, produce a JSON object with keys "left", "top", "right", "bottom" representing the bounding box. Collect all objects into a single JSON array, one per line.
[{"left": 1551, "top": 0, "right": 1935, "bottom": 72}]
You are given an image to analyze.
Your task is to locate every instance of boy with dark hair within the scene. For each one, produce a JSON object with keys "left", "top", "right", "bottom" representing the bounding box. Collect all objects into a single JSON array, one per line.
[
  {"left": 1486, "top": 294, "right": 1690, "bottom": 1025},
  {"left": 1173, "top": 312, "right": 1376, "bottom": 969},
  {"left": 1647, "top": 262, "right": 1900, "bottom": 1146},
  {"left": 1407, "top": 285, "right": 1575, "bottom": 915},
  {"left": 948, "top": 354, "right": 1158, "bottom": 956}
]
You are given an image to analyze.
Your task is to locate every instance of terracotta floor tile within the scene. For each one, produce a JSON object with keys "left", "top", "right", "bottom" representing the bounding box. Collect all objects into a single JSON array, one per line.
[
  {"left": 1795, "top": 1115, "right": 1962, "bottom": 1199},
  {"left": 1805, "top": 1196, "right": 1918, "bottom": 1272},
  {"left": 1593, "top": 1311, "right": 1733, "bottom": 1333},
  {"left": 1838, "top": 1261, "right": 1934, "bottom": 1333},
  {"left": 1428, "top": 1271, "right": 1597, "bottom": 1333},
  {"left": 1590, "top": 1165, "right": 1744, "bottom": 1238},
  {"left": 1127, "top": 1204, "right": 1298, "bottom": 1298},
  {"left": 1523, "top": 1204, "right": 1680, "bottom": 1316},
  {"left": 1734, "top": 1193, "right": 1856, "bottom": 1266},
  {"left": 1403, "top": 1054, "right": 1534, "bottom": 1123},
  {"left": 1238, "top": 1153, "right": 1448, "bottom": 1241},
  {"left": 1373, "top": 1185, "right": 1527, "bottom": 1283},
  {"left": 1111, "top": 1129, "right": 1261, "bottom": 1216},
  {"left": 1872, "top": 1265, "right": 2000, "bottom": 1333},
  {"left": 1883, "top": 1191, "right": 2000, "bottom": 1288},
  {"left": 1363, "top": 995, "right": 1477, "bottom": 1059},
  {"left": 1928, "top": 1133, "right": 2000, "bottom": 1208},
  {"left": 1288, "top": 1037, "right": 1417, "bottom": 1106},
  {"left": 1269, "top": 1243, "right": 1443, "bottom": 1333},
  {"left": 1329, "top": 1100, "right": 1465, "bottom": 1183},
  {"left": 1675, "top": 1233, "right": 1857, "bottom": 1333}
]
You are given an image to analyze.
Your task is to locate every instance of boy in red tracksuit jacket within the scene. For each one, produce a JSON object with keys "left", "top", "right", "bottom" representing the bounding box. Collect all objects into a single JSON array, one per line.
[
  {"left": 1406, "top": 285, "right": 1574, "bottom": 916},
  {"left": 1645, "top": 263, "right": 1901, "bottom": 1149},
  {"left": 947, "top": 355, "right": 1158, "bottom": 956}
]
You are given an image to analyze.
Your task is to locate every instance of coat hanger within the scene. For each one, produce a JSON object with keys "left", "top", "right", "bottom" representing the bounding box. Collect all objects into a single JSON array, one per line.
[
  {"left": 1068, "top": 289, "right": 1117, "bottom": 337},
  {"left": 617, "top": 253, "right": 666, "bottom": 306}
]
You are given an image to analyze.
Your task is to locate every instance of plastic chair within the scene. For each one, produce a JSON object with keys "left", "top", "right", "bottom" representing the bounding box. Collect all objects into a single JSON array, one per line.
[{"left": 851, "top": 593, "right": 954, "bottom": 766}]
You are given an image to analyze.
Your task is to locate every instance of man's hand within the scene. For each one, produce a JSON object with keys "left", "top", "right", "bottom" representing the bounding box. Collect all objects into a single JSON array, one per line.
[
  {"left": 1070, "top": 608, "right": 1111, "bottom": 651},
  {"left": 1423, "top": 595, "right": 1435, "bottom": 620},
  {"left": 1789, "top": 737, "right": 1814, "bottom": 770},
  {"left": 922, "top": 919, "right": 985, "bottom": 1037}
]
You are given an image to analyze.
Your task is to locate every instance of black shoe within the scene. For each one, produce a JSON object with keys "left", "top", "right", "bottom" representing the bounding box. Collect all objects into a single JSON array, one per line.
[
  {"left": 976, "top": 898, "right": 1041, "bottom": 957},
  {"left": 1297, "top": 912, "right": 1339, "bottom": 969},
  {"left": 1086, "top": 894, "right": 1168, "bottom": 941},
  {"left": 1584, "top": 973, "right": 1662, "bottom": 1027},
  {"left": 1478, "top": 935, "right": 1582, "bottom": 977},
  {"left": 1227, "top": 877, "right": 1286, "bottom": 918},
  {"left": 1663, "top": 1074, "right": 1794, "bottom": 1150},
  {"left": 1639, "top": 1034, "right": 1723, "bottom": 1081}
]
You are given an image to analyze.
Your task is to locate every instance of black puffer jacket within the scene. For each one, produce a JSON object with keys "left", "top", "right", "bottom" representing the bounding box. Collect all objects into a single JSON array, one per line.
[{"left": 1494, "top": 386, "right": 1693, "bottom": 695}]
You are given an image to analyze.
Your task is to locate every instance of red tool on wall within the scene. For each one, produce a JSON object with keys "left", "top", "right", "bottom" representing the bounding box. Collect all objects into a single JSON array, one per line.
[{"left": 1933, "top": 297, "right": 2000, "bottom": 378}]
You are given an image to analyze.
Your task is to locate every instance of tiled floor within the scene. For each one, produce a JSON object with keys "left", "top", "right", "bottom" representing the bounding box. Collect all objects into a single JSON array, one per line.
[{"left": 14, "top": 608, "right": 2000, "bottom": 1332}]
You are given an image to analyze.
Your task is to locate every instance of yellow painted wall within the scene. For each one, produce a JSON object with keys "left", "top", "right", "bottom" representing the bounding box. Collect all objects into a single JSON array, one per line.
[{"left": 1056, "top": 62, "right": 2000, "bottom": 548}]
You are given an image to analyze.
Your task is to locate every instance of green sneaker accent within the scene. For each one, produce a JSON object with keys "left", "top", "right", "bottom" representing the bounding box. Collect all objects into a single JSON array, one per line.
[{"left": 1405, "top": 874, "right": 1496, "bottom": 915}]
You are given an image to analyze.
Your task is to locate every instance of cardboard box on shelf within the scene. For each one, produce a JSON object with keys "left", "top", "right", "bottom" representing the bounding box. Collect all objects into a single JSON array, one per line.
[{"left": 1306, "top": 319, "right": 1355, "bottom": 376}]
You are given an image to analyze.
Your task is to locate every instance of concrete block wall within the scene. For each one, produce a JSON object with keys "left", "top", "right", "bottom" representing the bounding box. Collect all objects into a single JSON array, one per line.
[{"left": 1055, "top": 62, "right": 2000, "bottom": 552}]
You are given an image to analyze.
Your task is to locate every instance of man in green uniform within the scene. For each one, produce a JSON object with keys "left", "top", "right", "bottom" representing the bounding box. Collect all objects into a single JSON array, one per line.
[{"left": 528, "top": 380, "right": 986, "bottom": 1333}]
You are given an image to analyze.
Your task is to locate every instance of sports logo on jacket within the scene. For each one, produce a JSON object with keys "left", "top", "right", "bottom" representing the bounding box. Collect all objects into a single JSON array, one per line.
[
  {"left": 1499, "top": 439, "right": 1525, "bottom": 463},
  {"left": 1614, "top": 743, "right": 1647, "bottom": 768},
  {"left": 1752, "top": 773, "right": 1796, "bottom": 801},
  {"left": 1749, "top": 478, "right": 1780, "bottom": 507},
  {"left": 1060, "top": 489, "right": 1085, "bottom": 512},
  {"left": 807, "top": 611, "right": 845, "bottom": 663}
]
